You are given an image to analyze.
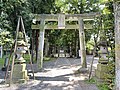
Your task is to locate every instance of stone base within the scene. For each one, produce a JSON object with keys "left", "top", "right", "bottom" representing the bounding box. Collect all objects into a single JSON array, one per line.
[
  {"left": 97, "top": 64, "right": 108, "bottom": 72},
  {"left": 95, "top": 64, "right": 109, "bottom": 79},
  {"left": 12, "top": 64, "right": 29, "bottom": 83},
  {"left": 95, "top": 69, "right": 107, "bottom": 79},
  {"left": 94, "top": 77, "right": 106, "bottom": 84},
  {"left": 78, "top": 68, "right": 89, "bottom": 73}
]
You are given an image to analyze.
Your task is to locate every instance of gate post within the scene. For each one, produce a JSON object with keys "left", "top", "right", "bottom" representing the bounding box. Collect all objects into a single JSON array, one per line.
[
  {"left": 37, "top": 18, "right": 45, "bottom": 69},
  {"left": 78, "top": 17, "right": 87, "bottom": 68}
]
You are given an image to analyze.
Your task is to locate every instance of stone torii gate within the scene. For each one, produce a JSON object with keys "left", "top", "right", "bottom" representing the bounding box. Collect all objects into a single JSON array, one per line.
[{"left": 31, "top": 13, "right": 99, "bottom": 69}]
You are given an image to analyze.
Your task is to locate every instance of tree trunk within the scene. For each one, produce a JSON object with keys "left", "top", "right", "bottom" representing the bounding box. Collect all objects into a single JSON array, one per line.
[
  {"left": 31, "top": 30, "right": 35, "bottom": 63},
  {"left": 75, "top": 29, "right": 78, "bottom": 57},
  {"left": 114, "top": 2, "right": 120, "bottom": 90},
  {"left": 45, "top": 38, "right": 49, "bottom": 57},
  {"left": 70, "top": 44, "right": 72, "bottom": 57}
]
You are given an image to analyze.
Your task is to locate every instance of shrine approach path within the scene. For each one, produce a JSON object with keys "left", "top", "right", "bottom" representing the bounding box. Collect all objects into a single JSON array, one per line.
[{"left": 0, "top": 56, "right": 98, "bottom": 90}]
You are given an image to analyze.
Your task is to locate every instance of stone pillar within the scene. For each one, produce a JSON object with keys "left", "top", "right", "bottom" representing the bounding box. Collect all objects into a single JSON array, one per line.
[
  {"left": 37, "top": 18, "right": 45, "bottom": 69},
  {"left": 114, "top": 2, "right": 120, "bottom": 90},
  {"left": 36, "top": 30, "right": 39, "bottom": 62},
  {"left": 78, "top": 17, "right": 87, "bottom": 68}
]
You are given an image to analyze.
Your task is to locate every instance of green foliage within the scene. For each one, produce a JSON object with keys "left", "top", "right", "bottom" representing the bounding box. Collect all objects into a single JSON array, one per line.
[
  {"left": 105, "top": 59, "right": 115, "bottom": 89},
  {"left": 43, "top": 57, "right": 51, "bottom": 61},
  {"left": 55, "top": 0, "right": 99, "bottom": 14},
  {"left": 0, "top": 57, "right": 5, "bottom": 67},
  {"left": 98, "top": 83, "right": 109, "bottom": 90},
  {"left": 99, "top": 0, "right": 113, "bottom": 4},
  {"left": 23, "top": 54, "right": 36, "bottom": 63},
  {"left": 29, "top": 0, "right": 55, "bottom": 14},
  {"left": 86, "top": 40, "right": 94, "bottom": 52},
  {"left": 85, "top": 77, "right": 96, "bottom": 84},
  {"left": 43, "top": 57, "right": 55, "bottom": 61},
  {"left": 0, "top": 31, "right": 13, "bottom": 46},
  {"left": 0, "top": 13, "right": 12, "bottom": 31}
]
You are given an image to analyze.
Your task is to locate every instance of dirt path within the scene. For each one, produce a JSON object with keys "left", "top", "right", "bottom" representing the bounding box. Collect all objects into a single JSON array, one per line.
[{"left": 0, "top": 56, "right": 99, "bottom": 90}]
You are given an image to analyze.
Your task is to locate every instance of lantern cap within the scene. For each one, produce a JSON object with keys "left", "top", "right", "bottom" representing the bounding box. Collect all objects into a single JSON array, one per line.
[
  {"left": 17, "top": 40, "right": 26, "bottom": 46},
  {"left": 18, "top": 32, "right": 24, "bottom": 39},
  {"left": 98, "top": 41, "right": 107, "bottom": 46}
]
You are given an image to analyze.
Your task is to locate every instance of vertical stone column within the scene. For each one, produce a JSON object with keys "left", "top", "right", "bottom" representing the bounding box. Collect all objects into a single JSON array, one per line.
[
  {"left": 36, "top": 30, "right": 39, "bottom": 62},
  {"left": 37, "top": 18, "right": 45, "bottom": 69},
  {"left": 114, "top": 2, "right": 120, "bottom": 90},
  {"left": 78, "top": 17, "right": 87, "bottom": 68}
]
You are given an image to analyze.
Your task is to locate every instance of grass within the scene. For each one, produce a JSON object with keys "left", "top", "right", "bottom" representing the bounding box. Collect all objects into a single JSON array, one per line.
[
  {"left": 85, "top": 77, "right": 96, "bottom": 84},
  {"left": 23, "top": 54, "right": 34, "bottom": 63},
  {"left": 24, "top": 54, "right": 56, "bottom": 63},
  {"left": 0, "top": 55, "right": 7, "bottom": 67},
  {"left": 0, "top": 58, "right": 4, "bottom": 67},
  {"left": 85, "top": 77, "right": 110, "bottom": 90},
  {"left": 0, "top": 54, "right": 34, "bottom": 67},
  {"left": 97, "top": 83, "right": 109, "bottom": 90},
  {"left": 0, "top": 54, "right": 55, "bottom": 66}
]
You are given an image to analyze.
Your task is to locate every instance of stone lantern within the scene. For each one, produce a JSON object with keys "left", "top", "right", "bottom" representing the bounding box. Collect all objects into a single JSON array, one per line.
[
  {"left": 98, "top": 41, "right": 108, "bottom": 64},
  {"left": 95, "top": 41, "right": 109, "bottom": 81},
  {"left": 12, "top": 32, "right": 29, "bottom": 83}
]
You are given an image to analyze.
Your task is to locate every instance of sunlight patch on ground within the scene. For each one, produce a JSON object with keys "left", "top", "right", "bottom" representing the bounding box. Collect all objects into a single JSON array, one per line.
[
  {"left": 35, "top": 65, "right": 80, "bottom": 78},
  {"left": 93, "top": 63, "right": 98, "bottom": 69}
]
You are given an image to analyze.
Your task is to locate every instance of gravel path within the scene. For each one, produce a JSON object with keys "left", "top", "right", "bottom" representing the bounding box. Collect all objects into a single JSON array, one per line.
[{"left": 0, "top": 56, "right": 99, "bottom": 90}]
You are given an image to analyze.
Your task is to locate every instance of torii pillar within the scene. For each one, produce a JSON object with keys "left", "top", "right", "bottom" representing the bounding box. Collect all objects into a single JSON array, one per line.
[
  {"left": 78, "top": 17, "right": 87, "bottom": 68},
  {"left": 37, "top": 18, "right": 45, "bottom": 69}
]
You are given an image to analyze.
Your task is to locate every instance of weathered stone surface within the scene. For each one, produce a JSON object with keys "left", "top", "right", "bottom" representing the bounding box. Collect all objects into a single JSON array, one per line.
[
  {"left": 78, "top": 18, "right": 87, "bottom": 68},
  {"left": 97, "top": 64, "right": 108, "bottom": 72},
  {"left": 13, "top": 64, "right": 26, "bottom": 71},
  {"left": 13, "top": 70, "right": 27, "bottom": 79},
  {"left": 12, "top": 64, "right": 29, "bottom": 83},
  {"left": 95, "top": 69, "right": 107, "bottom": 79}
]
